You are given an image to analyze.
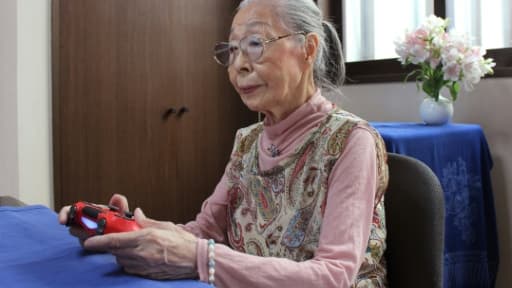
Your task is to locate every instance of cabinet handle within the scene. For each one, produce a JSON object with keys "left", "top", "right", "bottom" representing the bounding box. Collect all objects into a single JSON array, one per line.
[
  {"left": 178, "top": 106, "right": 189, "bottom": 117},
  {"left": 162, "top": 107, "right": 176, "bottom": 120}
]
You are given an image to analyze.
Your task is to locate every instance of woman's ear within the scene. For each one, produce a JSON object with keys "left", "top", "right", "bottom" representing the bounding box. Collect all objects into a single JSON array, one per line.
[{"left": 304, "top": 33, "right": 319, "bottom": 63}]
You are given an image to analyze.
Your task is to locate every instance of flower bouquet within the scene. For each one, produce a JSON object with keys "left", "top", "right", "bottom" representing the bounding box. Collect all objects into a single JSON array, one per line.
[{"left": 394, "top": 15, "right": 496, "bottom": 102}]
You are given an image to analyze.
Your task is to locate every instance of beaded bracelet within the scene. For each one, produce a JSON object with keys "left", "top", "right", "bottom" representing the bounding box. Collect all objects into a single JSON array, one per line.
[{"left": 207, "top": 239, "right": 215, "bottom": 286}]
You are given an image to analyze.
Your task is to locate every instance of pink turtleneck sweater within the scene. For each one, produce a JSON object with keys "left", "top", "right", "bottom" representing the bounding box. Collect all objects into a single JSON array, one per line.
[{"left": 183, "top": 91, "right": 379, "bottom": 288}]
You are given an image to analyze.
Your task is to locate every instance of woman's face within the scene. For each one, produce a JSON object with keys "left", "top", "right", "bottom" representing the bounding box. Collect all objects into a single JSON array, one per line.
[{"left": 228, "top": 2, "right": 313, "bottom": 123}]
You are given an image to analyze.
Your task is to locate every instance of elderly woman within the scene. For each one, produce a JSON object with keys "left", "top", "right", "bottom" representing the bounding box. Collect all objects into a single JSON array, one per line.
[{"left": 59, "top": 0, "right": 388, "bottom": 287}]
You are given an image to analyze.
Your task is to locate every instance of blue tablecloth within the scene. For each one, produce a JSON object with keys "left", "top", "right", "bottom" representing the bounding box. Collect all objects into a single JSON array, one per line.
[
  {"left": 372, "top": 122, "right": 499, "bottom": 288},
  {"left": 0, "top": 205, "right": 211, "bottom": 288}
]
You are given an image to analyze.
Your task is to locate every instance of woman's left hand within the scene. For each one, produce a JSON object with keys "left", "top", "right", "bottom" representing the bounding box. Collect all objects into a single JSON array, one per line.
[{"left": 83, "top": 208, "right": 198, "bottom": 280}]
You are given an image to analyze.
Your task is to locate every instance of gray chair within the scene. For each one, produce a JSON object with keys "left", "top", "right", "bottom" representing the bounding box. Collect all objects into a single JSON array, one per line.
[{"left": 384, "top": 153, "right": 445, "bottom": 288}]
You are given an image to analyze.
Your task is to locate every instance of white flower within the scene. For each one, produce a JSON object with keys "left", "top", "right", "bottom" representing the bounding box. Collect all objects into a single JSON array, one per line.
[
  {"left": 480, "top": 58, "right": 496, "bottom": 76},
  {"left": 461, "top": 62, "right": 482, "bottom": 90},
  {"left": 422, "top": 15, "right": 448, "bottom": 34},
  {"left": 410, "top": 45, "right": 430, "bottom": 64},
  {"left": 443, "top": 63, "right": 461, "bottom": 81},
  {"left": 442, "top": 47, "right": 461, "bottom": 66}
]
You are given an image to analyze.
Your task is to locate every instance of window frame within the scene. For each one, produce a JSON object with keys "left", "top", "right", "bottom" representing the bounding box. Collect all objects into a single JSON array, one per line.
[{"left": 324, "top": 0, "right": 512, "bottom": 84}]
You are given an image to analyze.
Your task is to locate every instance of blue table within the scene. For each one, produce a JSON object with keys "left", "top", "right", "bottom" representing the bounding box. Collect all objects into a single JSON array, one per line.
[
  {"left": 372, "top": 122, "right": 499, "bottom": 288},
  {"left": 0, "top": 205, "right": 211, "bottom": 288}
]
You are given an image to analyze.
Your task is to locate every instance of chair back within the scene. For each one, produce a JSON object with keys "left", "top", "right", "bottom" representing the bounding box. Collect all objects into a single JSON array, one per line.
[
  {"left": 0, "top": 196, "right": 26, "bottom": 207},
  {"left": 384, "top": 153, "right": 445, "bottom": 288}
]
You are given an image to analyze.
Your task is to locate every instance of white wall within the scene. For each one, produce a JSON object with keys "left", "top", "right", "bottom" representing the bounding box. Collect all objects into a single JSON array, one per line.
[
  {"left": 17, "top": 0, "right": 53, "bottom": 207},
  {"left": 342, "top": 78, "right": 512, "bottom": 288},
  {"left": 0, "top": 0, "right": 52, "bottom": 207},
  {"left": 0, "top": 0, "right": 19, "bottom": 199}
]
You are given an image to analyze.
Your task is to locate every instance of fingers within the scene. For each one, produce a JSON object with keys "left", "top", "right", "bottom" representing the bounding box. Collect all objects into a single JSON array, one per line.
[
  {"left": 68, "top": 226, "right": 90, "bottom": 248},
  {"left": 134, "top": 208, "right": 156, "bottom": 228},
  {"left": 69, "top": 226, "right": 89, "bottom": 240},
  {"left": 134, "top": 208, "right": 174, "bottom": 230},
  {"left": 58, "top": 205, "right": 71, "bottom": 225},
  {"left": 109, "top": 194, "right": 129, "bottom": 211},
  {"left": 83, "top": 230, "right": 141, "bottom": 252},
  {"left": 134, "top": 207, "right": 146, "bottom": 221}
]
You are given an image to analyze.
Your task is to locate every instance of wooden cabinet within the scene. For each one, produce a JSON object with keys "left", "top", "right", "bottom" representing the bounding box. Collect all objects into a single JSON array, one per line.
[{"left": 52, "top": 0, "right": 255, "bottom": 222}]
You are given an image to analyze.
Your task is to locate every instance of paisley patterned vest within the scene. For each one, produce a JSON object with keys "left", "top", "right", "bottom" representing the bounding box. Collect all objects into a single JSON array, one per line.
[{"left": 225, "top": 109, "right": 389, "bottom": 287}]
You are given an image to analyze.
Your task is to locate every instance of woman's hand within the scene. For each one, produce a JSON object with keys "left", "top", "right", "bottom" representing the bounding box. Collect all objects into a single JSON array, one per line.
[
  {"left": 84, "top": 208, "right": 199, "bottom": 280},
  {"left": 57, "top": 194, "right": 131, "bottom": 248}
]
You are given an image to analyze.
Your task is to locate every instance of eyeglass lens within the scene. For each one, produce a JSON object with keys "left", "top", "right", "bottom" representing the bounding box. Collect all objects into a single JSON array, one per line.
[
  {"left": 214, "top": 43, "right": 231, "bottom": 66},
  {"left": 214, "top": 35, "right": 264, "bottom": 66}
]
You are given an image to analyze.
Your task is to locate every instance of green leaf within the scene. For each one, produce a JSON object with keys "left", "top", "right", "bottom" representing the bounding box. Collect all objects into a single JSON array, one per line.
[
  {"left": 449, "top": 82, "right": 460, "bottom": 101},
  {"left": 422, "top": 80, "right": 434, "bottom": 98}
]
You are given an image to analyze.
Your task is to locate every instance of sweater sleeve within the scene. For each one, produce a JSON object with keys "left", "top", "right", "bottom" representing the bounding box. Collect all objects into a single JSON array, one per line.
[
  {"left": 195, "top": 127, "right": 379, "bottom": 288},
  {"left": 179, "top": 173, "right": 231, "bottom": 244}
]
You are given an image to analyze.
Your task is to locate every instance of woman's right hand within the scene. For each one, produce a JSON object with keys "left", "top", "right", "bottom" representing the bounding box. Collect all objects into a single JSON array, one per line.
[{"left": 57, "top": 194, "right": 130, "bottom": 248}]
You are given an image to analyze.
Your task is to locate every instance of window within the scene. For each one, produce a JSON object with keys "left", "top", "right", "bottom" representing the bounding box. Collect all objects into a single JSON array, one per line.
[
  {"left": 446, "top": 0, "right": 511, "bottom": 49},
  {"left": 323, "top": 0, "right": 512, "bottom": 83},
  {"left": 344, "top": 1, "right": 433, "bottom": 62}
]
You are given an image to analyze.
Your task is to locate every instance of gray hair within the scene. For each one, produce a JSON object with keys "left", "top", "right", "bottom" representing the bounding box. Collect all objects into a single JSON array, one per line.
[{"left": 238, "top": 0, "right": 345, "bottom": 98}]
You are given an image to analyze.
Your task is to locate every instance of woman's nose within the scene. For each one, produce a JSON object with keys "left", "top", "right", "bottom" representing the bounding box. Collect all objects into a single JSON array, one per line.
[{"left": 231, "top": 50, "right": 251, "bottom": 72}]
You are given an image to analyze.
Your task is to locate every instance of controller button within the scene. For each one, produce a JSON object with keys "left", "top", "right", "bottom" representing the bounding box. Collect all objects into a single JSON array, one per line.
[
  {"left": 82, "top": 206, "right": 100, "bottom": 219},
  {"left": 96, "top": 218, "right": 106, "bottom": 235}
]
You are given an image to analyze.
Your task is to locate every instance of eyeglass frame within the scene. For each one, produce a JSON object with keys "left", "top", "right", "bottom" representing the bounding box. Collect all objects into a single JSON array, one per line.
[{"left": 213, "top": 31, "right": 307, "bottom": 67}]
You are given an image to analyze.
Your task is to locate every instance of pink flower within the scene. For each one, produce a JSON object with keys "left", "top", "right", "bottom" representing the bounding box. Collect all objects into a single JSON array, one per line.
[{"left": 412, "top": 28, "right": 429, "bottom": 44}]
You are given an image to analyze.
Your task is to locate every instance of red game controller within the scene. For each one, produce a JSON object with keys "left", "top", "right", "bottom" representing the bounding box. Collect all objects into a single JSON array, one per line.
[{"left": 66, "top": 201, "right": 141, "bottom": 236}]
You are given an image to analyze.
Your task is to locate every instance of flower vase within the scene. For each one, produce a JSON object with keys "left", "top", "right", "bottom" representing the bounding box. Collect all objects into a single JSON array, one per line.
[{"left": 419, "top": 94, "right": 454, "bottom": 125}]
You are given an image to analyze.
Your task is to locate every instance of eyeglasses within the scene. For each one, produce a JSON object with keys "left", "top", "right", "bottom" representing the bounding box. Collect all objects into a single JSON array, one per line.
[{"left": 213, "top": 31, "right": 306, "bottom": 67}]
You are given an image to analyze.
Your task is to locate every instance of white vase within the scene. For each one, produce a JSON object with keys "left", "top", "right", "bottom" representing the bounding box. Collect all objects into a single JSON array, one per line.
[{"left": 419, "top": 94, "right": 454, "bottom": 125}]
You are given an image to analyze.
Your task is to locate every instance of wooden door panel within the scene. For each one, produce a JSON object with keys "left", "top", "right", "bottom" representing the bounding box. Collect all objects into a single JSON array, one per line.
[
  {"left": 56, "top": 0, "right": 182, "bottom": 219},
  {"left": 172, "top": 0, "right": 256, "bottom": 222},
  {"left": 53, "top": 0, "right": 255, "bottom": 222}
]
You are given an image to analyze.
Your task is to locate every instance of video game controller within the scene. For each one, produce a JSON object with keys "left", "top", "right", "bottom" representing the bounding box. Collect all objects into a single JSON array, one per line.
[{"left": 66, "top": 201, "right": 141, "bottom": 236}]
